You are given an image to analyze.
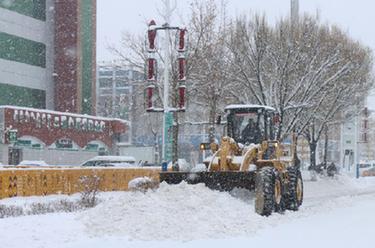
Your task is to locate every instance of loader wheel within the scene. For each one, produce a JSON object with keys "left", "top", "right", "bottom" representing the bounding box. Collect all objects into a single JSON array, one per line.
[
  {"left": 255, "top": 167, "right": 285, "bottom": 216},
  {"left": 285, "top": 167, "right": 303, "bottom": 211}
]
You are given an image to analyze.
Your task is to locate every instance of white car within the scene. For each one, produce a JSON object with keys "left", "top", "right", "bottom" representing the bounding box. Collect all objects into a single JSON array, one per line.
[
  {"left": 17, "top": 160, "right": 49, "bottom": 167},
  {"left": 99, "top": 162, "right": 136, "bottom": 167},
  {"left": 80, "top": 156, "right": 137, "bottom": 167}
]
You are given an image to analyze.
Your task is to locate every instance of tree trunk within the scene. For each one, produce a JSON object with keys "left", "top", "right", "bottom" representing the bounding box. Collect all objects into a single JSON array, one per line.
[
  {"left": 293, "top": 134, "right": 301, "bottom": 168},
  {"left": 309, "top": 141, "right": 317, "bottom": 169},
  {"left": 276, "top": 112, "right": 283, "bottom": 140},
  {"left": 309, "top": 141, "right": 318, "bottom": 181},
  {"left": 208, "top": 100, "right": 217, "bottom": 143}
]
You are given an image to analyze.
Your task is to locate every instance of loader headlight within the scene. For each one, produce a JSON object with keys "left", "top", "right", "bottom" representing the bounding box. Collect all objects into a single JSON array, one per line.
[
  {"left": 200, "top": 144, "right": 205, "bottom": 150},
  {"left": 200, "top": 143, "right": 210, "bottom": 150}
]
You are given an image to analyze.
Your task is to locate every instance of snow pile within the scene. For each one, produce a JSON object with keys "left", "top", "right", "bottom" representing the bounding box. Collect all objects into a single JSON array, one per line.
[
  {"left": 168, "top": 159, "right": 192, "bottom": 172},
  {"left": 190, "top": 163, "right": 207, "bottom": 172},
  {"left": 78, "top": 174, "right": 375, "bottom": 241},
  {"left": 128, "top": 177, "right": 158, "bottom": 192},
  {"left": 1, "top": 174, "right": 375, "bottom": 246},
  {"left": 303, "top": 173, "right": 375, "bottom": 204},
  {"left": 79, "top": 182, "right": 272, "bottom": 240},
  {"left": 0, "top": 194, "right": 80, "bottom": 207}
]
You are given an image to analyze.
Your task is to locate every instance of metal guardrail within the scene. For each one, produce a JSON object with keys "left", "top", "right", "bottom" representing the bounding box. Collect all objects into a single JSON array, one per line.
[{"left": 0, "top": 167, "right": 160, "bottom": 199}]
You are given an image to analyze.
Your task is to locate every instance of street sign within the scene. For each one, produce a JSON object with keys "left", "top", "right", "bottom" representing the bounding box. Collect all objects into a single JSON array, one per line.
[{"left": 8, "top": 129, "right": 18, "bottom": 144}]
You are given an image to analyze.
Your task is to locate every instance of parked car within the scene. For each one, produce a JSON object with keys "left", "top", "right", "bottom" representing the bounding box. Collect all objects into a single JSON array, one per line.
[
  {"left": 99, "top": 162, "right": 137, "bottom": 167},
  {"left": 17, "top": 160, "right": 49, "bottom": 167},
  {"left": 362, "top": 167, "right": 375, "bottom": 177},
  {"left": 80, "top": 156, "right": 137, "bottom": 167}
]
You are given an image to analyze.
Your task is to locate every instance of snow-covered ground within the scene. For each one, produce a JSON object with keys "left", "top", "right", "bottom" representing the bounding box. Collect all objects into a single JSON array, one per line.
[{"left": 1, "top": 173, "right": 375, "bottom": 248}]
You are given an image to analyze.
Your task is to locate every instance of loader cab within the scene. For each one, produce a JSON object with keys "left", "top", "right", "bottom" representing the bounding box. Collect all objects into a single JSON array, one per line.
[{"left": 225, "top": 104, "right": 277, "bottom": 145}]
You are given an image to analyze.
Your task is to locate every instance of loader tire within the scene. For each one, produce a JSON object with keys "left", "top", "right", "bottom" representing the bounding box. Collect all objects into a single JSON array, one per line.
[
  {"left": 255, "top": 167, "right": 285, "bottom": 216},
  {"left": 285, "top": 167, "right": 303, "bottom": 211}
]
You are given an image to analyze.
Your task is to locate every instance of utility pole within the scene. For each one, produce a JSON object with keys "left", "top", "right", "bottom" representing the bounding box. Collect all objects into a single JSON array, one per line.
[
  {"left": 291, "top": 0, "right": 299, "bottom": 25},
  {"left": 145, "top": 0, "right": 188, "bottom": 165},
  {"left": 162, "top": 0, "right": 171, "bottom": 163}
]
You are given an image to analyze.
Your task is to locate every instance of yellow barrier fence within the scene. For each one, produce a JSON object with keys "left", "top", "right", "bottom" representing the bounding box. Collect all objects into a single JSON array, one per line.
[{"left": 0, "top": 167, "right": 161, "bottom": 200}]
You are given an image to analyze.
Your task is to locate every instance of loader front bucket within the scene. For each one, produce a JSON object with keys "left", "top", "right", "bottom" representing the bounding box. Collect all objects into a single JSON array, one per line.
[{"left": 159, "top": 171, "right": 256, "bottom": 191}]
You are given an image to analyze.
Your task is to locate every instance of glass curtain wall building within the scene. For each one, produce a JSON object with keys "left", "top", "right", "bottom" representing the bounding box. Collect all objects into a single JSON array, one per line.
[{"left": 0, "top": 0, "right": 96, "bottom": 114}]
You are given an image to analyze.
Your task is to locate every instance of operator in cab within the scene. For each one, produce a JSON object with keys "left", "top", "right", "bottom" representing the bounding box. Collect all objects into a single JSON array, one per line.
[{"left": 241, "top": 118, "right": 261, "bottom": 144}]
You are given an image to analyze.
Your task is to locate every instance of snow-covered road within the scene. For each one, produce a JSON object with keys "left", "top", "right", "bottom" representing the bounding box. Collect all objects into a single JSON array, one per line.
[{"left": 1, "top": 174, "right": 375, "bottom": 248}]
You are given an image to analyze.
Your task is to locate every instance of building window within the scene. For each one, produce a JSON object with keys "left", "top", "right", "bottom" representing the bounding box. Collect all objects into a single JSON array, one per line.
[
  {"left": 0, "top": 32, "right": 46, "bottom": 68},
  {"left": 16, "top": 139, "right": 31, "bottom": 147},
  {"left": 133, "top": 71, "right": 143, "bottom": 80},
  {"left": 116, "top": 80, "right": 129, "bottom": 88},
  {"left": 55, "top": 139, "right": 73, "bottom": 149},
  {"left": 85, "top": 143, "right": 99, "bottom": 151},
  {"left": 115, "top": 70, "right": 129, "bottom": 77},
  {"left": 32, "top": 144, "right": 42, "bottom": 149},
  {"left": 0, "top": 0, "right": 46, "bottom": 21},
  {"left": 362, "top": 133, "right": 368, "bottom": 143},
  {"left": 99, "top": 70, "right": 113, "bottom": 77},
  {"left": 363, "top": 120, "right": 368, "bottom": 129},
  {"left": 99, "top": 78, "right": 112, "bottom": 88}
]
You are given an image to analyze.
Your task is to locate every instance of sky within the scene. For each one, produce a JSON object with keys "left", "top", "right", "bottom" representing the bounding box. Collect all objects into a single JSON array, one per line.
[{"left": 97, "top": 0, "right": 375, "bottom": 62}]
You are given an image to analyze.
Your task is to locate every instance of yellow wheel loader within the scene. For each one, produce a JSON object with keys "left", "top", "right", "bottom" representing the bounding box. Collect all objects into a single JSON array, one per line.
[{"left": 160, "top": 104, "right": 303, "bottom": 216}]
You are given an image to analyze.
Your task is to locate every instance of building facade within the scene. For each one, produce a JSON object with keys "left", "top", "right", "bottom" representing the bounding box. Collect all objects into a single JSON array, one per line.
[
  {"left": 0, "top": 1, "right": 131, "bottom": 165},
  {"left": 0, "top": 0, "right": 96, "bottom": 114},
  {"left": 97, "top": 61, "right": 144, "bottom": 142},
  {"left": 0, "top": 106, "right": 128, "bottom": 165},
  {"left": 341, "top": 108, "right": 375, "bottom": 165}
]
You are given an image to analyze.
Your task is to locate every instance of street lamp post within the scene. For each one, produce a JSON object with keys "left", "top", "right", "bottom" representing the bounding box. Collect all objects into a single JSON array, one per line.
[
  {"left": 162, "top": 0, "right": 171, "bottom": 163},
  {"left": 145, "top": 2, "right": 187, "bottom": 164}
]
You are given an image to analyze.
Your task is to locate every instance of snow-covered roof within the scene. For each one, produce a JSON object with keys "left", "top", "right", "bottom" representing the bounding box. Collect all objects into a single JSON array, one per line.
[
  {"left": 18, "top": 160, "right": 49, "bottom": 167},
  {"left": 87, "top": 156, "right": 136, "bottom": 162},
  {"left": 225, "top": 104, "right": 275, "bottom": 111}
]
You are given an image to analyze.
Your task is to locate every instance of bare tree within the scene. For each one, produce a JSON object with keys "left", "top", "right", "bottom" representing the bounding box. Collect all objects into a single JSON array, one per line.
[
  {"left": 110, "top": 0, "right": 235, "bottom": 160},
  {"left": 187, "top": 0, "right": 234, "bottom": 142},
  {"left": 79, "top": 175, "right": 101, "bottom": 208},
  {"left": 301, "top": 28, "right": 373, "bottom": 169},
  {"left": 109, "top": 2, "right": 374, "bottom": 169},
  {"left": 229, "top": 14, "right": 373, "bottom": 168},
  {"left": 109, "top": 1, "right": 186, "bottom": 162},
  {"left": 108, "top": 33, "right": 162, "bottom": 146}
]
